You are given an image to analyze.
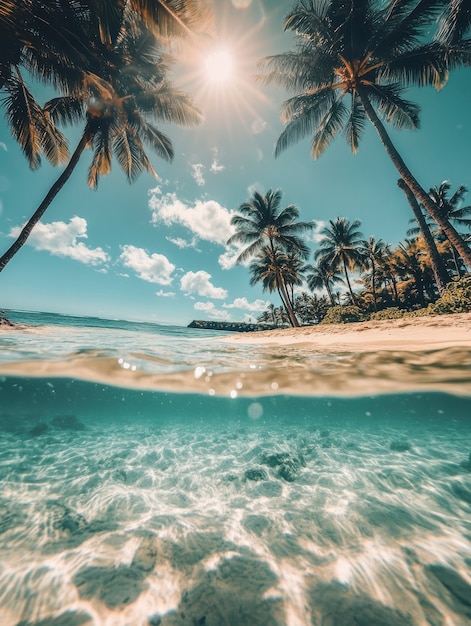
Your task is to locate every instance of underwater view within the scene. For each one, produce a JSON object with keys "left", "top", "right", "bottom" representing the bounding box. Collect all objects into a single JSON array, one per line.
[{"left": 1, "top": 311, "right": 471, "bottom": 626}]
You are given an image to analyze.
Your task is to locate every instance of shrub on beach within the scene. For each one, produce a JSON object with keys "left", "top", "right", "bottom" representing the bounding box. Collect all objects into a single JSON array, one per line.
[
  {"left": 429, "top": 275, "right": 471, "bottom": 315},
  {"left": 403, "top": 307, "right": 435, "bottom": 318},
  {"left": 320, "top": 305, "right": 366, "bottom": 324},
  {"left": 369, "top": 307, "right": 405, "bottom": 320}
]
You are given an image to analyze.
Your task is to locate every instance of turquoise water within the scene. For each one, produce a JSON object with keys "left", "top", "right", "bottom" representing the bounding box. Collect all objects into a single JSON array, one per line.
[{"left": 1, "top": 311, "right": 471, "bottom": 625}]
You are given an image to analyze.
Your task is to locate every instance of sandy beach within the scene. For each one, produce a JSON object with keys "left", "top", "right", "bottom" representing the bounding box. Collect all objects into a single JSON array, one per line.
[{"left": 223, "top": 312, "right": 471, "bottom": 352}]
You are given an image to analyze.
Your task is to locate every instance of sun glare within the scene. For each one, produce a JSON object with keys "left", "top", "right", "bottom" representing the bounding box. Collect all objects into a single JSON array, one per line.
[{"left": 204, "top": 48, "right": 235, "bottom": 85}]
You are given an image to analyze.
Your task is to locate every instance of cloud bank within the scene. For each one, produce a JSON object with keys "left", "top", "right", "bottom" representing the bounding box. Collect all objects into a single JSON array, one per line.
[
  {"left": 119, "top": 245, "right": 175, "bottom": 285},
  {"left": 9, "top": 216, "right": 109, "bottom": 265}
]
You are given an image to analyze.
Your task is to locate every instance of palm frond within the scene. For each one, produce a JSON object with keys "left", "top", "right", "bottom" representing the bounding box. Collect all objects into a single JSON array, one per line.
[
  {"left": 137, "top": 120, "right": 174, "bottom": 162},
  {"left": 88, "top": 120, "right": 112, "bottom": 189},
  {"left": 137, "top": 85, "right": 202, "bottom": 126},
  {"left": 129, "top": 0, "right": 213, "bottom": 39},
  {"left": 379, "top": 42, "right": 449, "bottom": 89},
  {"left": 2, "top": 74, "right": 68, "bottom": 168},
  {"left": 311, "top": 96, "right": 348, "bottom": 158},
  {"left": 436, "top": 0, "right": 471, "bottom": 44},
  {"left": 344, "top": 92, "right": 366, "bottom": 153},
  {"left": 45, "top": 96, "right": 86, "bottom": 125},
  {"left": 275, "top": 88, "right": 336, "bottom": 157},
  {"left": 367, "top": 83, "right": 420, "bottom": 129}
]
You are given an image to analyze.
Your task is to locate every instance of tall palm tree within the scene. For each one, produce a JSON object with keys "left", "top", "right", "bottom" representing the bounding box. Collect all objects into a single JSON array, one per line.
[
  {"left": 0, "top": 0, "right": 210, "bottom": 171},
  {"left": 429, "top": 181, "right": 471, "bottom": 274},
  {"left": 315, "top": 217, "right": 364, "bottom": 305},
  {"left": 397, "top": 179, "right": 451, "bottom": 291},
  {"left": 258, "top": 0, "right": 471, "bottom": 268},
  {"left": 306, "top": 258, "right": 343, "bottom": 306},
  {"left": 227, "top": 188, "right": 313, "bottom": 327},
  {"left": 0, "top": 16, "right": 202, "bottom": 273},
  {"left": 249, "top": 245, "right": 302, "bottom": 327},
  {"left": 359, "top": 236, "right": 388, "bottom": 311},
  {"left": 394, "top": 238, "right": 436, "bottom": 308}
]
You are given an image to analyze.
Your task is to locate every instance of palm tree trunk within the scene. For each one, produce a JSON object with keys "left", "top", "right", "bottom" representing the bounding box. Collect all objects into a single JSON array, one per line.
[
  {"left": 276, "top": 271, "right": 299, "bottom": 326},
  {"left": 342, "top": 259, "right": 357, "bottom": 304},
  {"left": 324, "top": 280, "right": 336, "bottom": 306},
  {"left": 450, "top": 244, "right": 463, "bottom": 277},
  {"left": 358, "top": 90, "right": 471, "bottom": 269},
  {"left": 370, "top": 259, "right": 378, "bottom": 311},
  {"left": 397, "top": 179, "right": 450, "bottom": 293},
  {"left": 268, "top": 240, "right": 300, "bottom": 327},
  {"left": 0, "top": 132, "right": 91, "bottom": 273}
]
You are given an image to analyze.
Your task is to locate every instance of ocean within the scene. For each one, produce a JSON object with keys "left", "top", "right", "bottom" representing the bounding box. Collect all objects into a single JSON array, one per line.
[{"left": 1, "top": 310, "right": 470, "bottom": 626}]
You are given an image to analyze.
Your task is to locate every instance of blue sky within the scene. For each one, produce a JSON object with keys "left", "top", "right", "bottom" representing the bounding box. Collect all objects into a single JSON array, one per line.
[{"left": 1, "top": 0, "right": 470, "bottom": 325}]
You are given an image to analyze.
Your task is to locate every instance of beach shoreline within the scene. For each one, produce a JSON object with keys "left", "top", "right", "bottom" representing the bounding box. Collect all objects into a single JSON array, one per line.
[{"left": 221, "top": 312, "right": 471, "bottom": 352}]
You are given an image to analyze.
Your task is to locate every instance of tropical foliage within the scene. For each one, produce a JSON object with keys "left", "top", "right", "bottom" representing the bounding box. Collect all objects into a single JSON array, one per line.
[
  {"left": 228, "top": 188, "right": 313, "bottom": 326},
  {"left": 0, "top": 1, "right": 206, "bottom": 272},
  {"left": 245, "top": 189, "right": 471, "bottom": 328},
  {"left": 258, "top": 0, "right": 471, "bottom": 268}
]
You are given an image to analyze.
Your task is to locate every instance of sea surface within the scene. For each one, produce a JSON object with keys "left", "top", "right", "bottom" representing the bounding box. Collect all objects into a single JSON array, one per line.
[{"left": 1, "top": 309, "right": 470, "bottom": 626}]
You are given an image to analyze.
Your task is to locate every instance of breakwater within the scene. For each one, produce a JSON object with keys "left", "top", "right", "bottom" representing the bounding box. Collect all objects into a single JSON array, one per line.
[{"left": 187, "top": 320, "right": 276, "bottom": 332}]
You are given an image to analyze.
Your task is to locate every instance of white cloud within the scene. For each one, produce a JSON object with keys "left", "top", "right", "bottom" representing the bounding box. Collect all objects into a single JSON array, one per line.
[
  {"left": 119, "top": 244, "right": 175, "bottom": 285},
  {"left": 191, "top": 163, "right": 205, "bottom": 186},
  {"left": 180, "top": 270, "right": 228, "bottom": 299},
  {"left": 9, "top": 216, "right": 109, "bottom": 265},
  {"left": 223, "top": 297, "right": 269, "bottom": 312},
  {"left": 247, "top": 182, "right": 263, "bottom": 197},
  {"left": 309, "top": 220, "right": 327, "bottom": 243},
  {"left": 149, "top": 189, "right": 234, "bottom": 246},
  {"left": 194, "top": 301, "right": 232, "bottom": 321},
  {"left": 156, "top": 289, "right": 176, "bottom": 298},
  {"left": 166, "top": 235, "right": 198, "bottom": 249},
  {"left": 210, "top": 148, "right": 225, "bottom": 173},
  {"left": 0, "top": 142, "right": 7, "bottom": 152}
]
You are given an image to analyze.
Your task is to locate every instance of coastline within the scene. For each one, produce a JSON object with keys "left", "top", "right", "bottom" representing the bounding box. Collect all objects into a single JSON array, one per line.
[{"left": 221, "top": 312, "right": 471, "bottom": 352}]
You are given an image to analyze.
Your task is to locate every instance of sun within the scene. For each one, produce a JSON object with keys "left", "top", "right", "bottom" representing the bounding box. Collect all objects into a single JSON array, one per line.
[{"left": 204, "top": 47, "right": 236, "bottom": 85}]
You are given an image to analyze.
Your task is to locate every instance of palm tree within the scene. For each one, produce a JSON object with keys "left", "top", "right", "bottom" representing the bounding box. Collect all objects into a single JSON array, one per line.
[
  {"left": 0, "top": 0, "right": 210, "bottom": 179},
  {"left": 428, "top": 181, "right": 471, "bottom": 274},
  {"left": 0, "top": 16, "right": 202, "bottom": 273},
  {"left": 394, "top": 238, "right": 436, "bottom": 308},
  {"left": 306, "top": 258, "right": 343, "bottom": 306},
  {"left": 359, "top": 236, "right": 388, "bottom": 311},
  {"left": 315, "top": 218, "right": 364, "bottom": 305},
  {"left": 249, "top": 245, "right": 302, "bottom": 326},
  {"left": 258, "top": 0, "right": 471, "bottom": 268},
  {"left": 397, "top": 179, "right": 451, "bottom": 291},
  {"left": 227, "top": 188, "right": 313, "bottom": 327}
]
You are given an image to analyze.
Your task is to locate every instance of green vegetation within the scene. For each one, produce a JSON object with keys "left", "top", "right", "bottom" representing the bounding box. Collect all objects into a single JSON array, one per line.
[
  {"left": 0, "top": 0, "right": 208, "bottom": 272},
  {"left": 430, "top": 276, "right": 471, "bottom": 314},
  {"left": 320, "top": 306, "right": 366, "bottom": 325},
  {"left": 1, "top": 0, "right": 470, "bottom": 321}
]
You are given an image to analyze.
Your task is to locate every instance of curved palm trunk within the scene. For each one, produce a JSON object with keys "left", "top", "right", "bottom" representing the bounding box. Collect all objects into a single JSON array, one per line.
[
  {"left": 358, "top": 90, "right": 471, "bottom": 269},
  {"left": 342, "top": 258, "right": 357, "bottom": 305},
  {"left": 324, "top": 280, "right": 336, "bottom": 306},
  {"left": 450, "top": 244, "right": 463, "bottom": 277},
  {"left": 0, "top": 132, "right": 91, "bottom": 272},
  {"left": 413, "top": 273, "right": 426, "bottom": 308},
  {"left": 370, "top": 259, "right": 378, "bottom": 311},
  {"left": 268, "top": 240, "right": 299, "bottom": 327},
  {"left": 397, "top": 179, "right": 450, "bottom": 293}
]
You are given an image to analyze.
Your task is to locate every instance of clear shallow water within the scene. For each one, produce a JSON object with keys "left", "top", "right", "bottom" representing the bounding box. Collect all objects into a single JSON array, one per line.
[{"left": 1, "top": 311, "right": 471, "bottom": 626}]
